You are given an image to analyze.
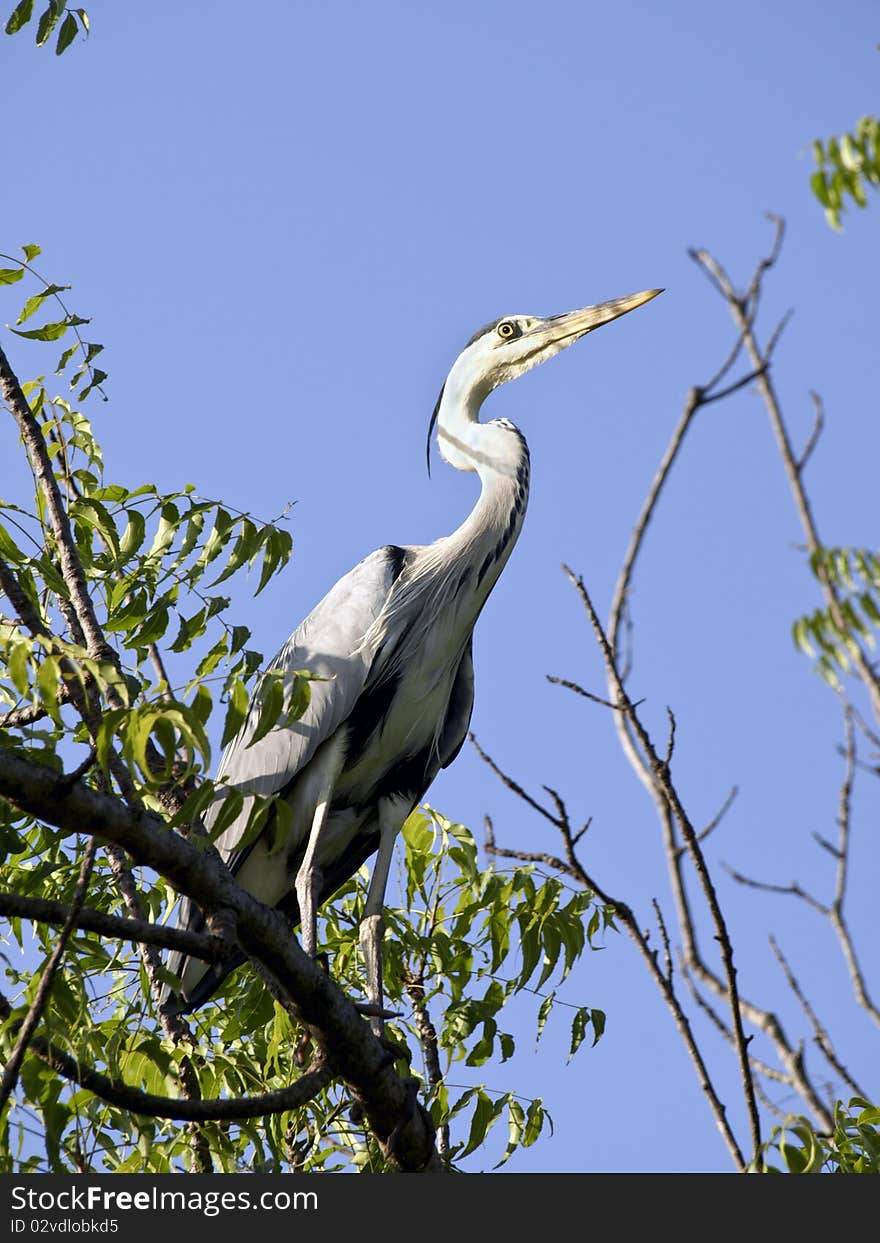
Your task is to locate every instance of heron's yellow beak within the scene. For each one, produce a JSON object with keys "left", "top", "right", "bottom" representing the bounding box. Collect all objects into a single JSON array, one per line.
[{"left": 529, "top": 288, "right": 664, "bottom": 345}]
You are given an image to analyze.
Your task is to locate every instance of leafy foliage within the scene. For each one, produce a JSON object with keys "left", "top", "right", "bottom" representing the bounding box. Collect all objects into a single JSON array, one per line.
[
  {"left": 811, "top": 117, "right": 880, "bottom": 230},
  {"left": 0, "top": 257, "right": 605, "bottom": 1172},
  {"left": 792, "top": 546, "right": 880, "bottom": 688},
  {"left": 4, "top": 2, "right": 87, "bottom": 55},
  {"left": 759, "top": 1099, "right": 880, "bottom": 1173}
]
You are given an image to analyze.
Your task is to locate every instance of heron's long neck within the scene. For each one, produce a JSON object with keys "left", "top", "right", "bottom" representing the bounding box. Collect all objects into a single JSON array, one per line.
[{"left": 436, "top": 382, "right": 531, "bottom": 600}]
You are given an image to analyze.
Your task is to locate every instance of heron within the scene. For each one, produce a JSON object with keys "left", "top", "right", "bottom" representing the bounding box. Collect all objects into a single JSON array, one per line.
[{"left": 164, "top": 288, "right": 662, "bottom": 1029}]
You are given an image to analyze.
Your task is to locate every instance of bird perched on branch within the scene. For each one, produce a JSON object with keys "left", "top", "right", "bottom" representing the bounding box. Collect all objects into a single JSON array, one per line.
[{"left": 164, "top": 288, "right": 662, "bottom": 1029}]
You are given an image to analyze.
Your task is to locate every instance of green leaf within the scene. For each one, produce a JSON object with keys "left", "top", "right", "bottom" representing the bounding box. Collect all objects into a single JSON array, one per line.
[
  {"left": 569, "top": 1007, "right": 589, "bottom": 1060},
  {"left": 210, "top": 518, "right": 259, "bottom": 587},
  {"left": 221, "top": 677, "right": 250, "bottom": 748},
  {"left": 118, "top": 510, "right": 146, "bottom": 562},
  {"left": 0, "top": 521, "right": 26, "bottom": 566},
  {"left": 55, "top": 10, "right": 76, "bottom": 52},
  {"left": 535, "top": 991, "right": 555, "bottom": 1048},
  {"left": 0, "top": 267, "right": 25, "bottom": 285},
  {"left": 246, "top": 675, "right": 285, "bottom": 748},
  {"left": 522, "top": 1098, "right": 546, "bottom": 1148},
  {"left": 36, "top": 655, "right": 62, "bottom": 724},
  {"left": 17, "top": 284, "right": 69, "bottom": 326},
  {"left": 22, "top": 243, "right": 41, "bottom": 262},
  {"left": 458, "top": 1089, "right": 504, "bottom": 1159},
  {"left": 810, "top": 172, "right": 830, "bottom": 208},
  {"left": 11, "top": 318, "right": 77, "bottom": 342},
  {"left": 9, "top": 642, "right": 31, "bottom": 697},
  {"left": 494, "top": 1098, "right": 525, "bottom": 1170},
  {"left": 5, "top": 0, "right": 34, "bottom": 35},
  {"left": 35, "top": 1, "right": 63, "bottom": 45},
  {"left": 207, "top": 787, "right": 245, "bottom": 843}
]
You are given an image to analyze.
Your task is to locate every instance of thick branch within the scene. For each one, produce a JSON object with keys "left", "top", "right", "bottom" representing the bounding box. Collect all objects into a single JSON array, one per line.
[
  {"left": 0, "top": 745, "right": 439, "bottom": 1171},
  {"left": 0, "top": 989, "right": 330, "bottom": 1120}
]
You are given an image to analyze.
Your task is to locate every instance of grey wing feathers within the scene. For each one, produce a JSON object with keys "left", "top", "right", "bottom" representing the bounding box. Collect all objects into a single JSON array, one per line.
[
  {"left": 207, "top": 546, "right": 406, "bottom": 865},
  {"left": 438, "top": 638, "right": 475, "bottom": 769}
]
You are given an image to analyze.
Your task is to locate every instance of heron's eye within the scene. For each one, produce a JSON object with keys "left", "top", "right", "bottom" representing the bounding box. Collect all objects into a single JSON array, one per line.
[{"left": 497, "top": 321, "right": 518, "bottom": 340}]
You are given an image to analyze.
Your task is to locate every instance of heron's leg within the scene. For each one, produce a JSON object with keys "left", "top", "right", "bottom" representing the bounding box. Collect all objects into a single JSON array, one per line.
[
  {"left": 359, "top": 797, "right": 407, "bottom": 1036},
  {"left": 293, "top": 736, "right": 345, "bottom": 959}
]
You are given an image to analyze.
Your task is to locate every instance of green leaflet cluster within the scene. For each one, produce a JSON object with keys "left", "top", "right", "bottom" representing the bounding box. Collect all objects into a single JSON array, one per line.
[
  {"left": 4, "top": 2, "right": 88, "bottom": 56},
  {"left": 792, "top": 547, "right": 880, "bottom": 689},
  {"left": 759, "top": 1098, "right": 880, "bottom": 1174},
  {"left": 811, "top": 117, "right": 880, "bottom": 231}
]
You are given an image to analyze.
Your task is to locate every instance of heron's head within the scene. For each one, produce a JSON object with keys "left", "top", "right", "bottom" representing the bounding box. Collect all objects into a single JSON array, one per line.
[
  {"left": 427, "top": 288, "right": 663, "bottom": 472},
  {"left": 457, "top": 289, "right": 663, "bottom": 399}
]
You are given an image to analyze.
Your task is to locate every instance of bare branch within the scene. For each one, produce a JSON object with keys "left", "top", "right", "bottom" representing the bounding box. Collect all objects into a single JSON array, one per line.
[
  {"left": 546, "top": 674, "right": 630, "bottom": 711},
  {"left": 696, "top": 785, "right": 739, "bottom": 845},
  {"left": 723, "top": 867, "right": 829, "bottom": 917},
  {"left": 404, "top": 970, "right": 449, "bottom": 1161},
  {"left": 694, "top": 225, "right": 880, "bottom": 725},
  {"left": 469, "top": 733, "right": 564, "bottom": 829},
  {"left": 769, "top": 938, "right": 868, "bottom": 1099},
  {"left": 652, "top": 898, "right": 672, "bottom": 984},
  {"left": 680, "top": 963, "right": 800, "bottom": 1089},
  {"left": 565, "top": 567, "right": 763, "bottom": 1162},
  {"left": 483, "top": 800, "right": 748, "bottom": 1168}
]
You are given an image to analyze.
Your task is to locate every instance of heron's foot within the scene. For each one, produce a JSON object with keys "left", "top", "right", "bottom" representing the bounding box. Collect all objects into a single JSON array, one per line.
[
  {"left": 295, "top": 863, "right": 323, "bottom": 960},
  {"left": 359, "top": 912, "right": 385, "bottom": 1037}
]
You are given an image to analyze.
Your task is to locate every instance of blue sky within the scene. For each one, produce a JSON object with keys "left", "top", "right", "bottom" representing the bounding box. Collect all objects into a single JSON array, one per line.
[{"left": 3, "top": 2, "right": 879, "bottom": 1172}]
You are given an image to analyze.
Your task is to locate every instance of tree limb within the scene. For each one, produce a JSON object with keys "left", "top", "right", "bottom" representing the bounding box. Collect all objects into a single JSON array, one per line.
[
  {"left": 0, "top": 744, "right": 440, "bottom": 1171},
  {"left": 0, "top": 890, "right": 225, "bottom": 960}
]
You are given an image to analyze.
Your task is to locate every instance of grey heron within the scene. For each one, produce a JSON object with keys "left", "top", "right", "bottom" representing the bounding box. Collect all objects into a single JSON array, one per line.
[{"left": 164, "top": 288, "right": 662, "bottom": 1029}]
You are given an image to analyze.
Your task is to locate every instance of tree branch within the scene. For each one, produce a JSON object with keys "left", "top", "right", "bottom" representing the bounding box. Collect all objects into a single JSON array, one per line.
[
  {"left": 564, "top": 567, "right": 763, "bottom": 1163},
  {"left": 0, "top": 890, "right": 224, "bottom": 961},
  {"left": 0, "top": 344, "right": 115, "bottom": 666},
  {"left": 482, "top": 799, "right": 748, "bottom": 1169},
  {"left": 0, "top": 989, "right": 331, "bottom": 1121},
  {"left": 0, "top": 744, "right": 440, "bottom": 1170},
  {"left": 691, "top": 223, "right": 880, "bottom": 725}
]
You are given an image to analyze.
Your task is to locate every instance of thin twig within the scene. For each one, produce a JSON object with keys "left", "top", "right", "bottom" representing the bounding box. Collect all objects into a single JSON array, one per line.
[
  {"left": 723, "top": 868, "right": 829, "bottom": 916},
  {"left": 652, "top": 898, "right": 672, "bottom": 984},
  {"left": 768, "top": 938, "right": 867, "bottom": 1100},
  {"left": 0, "top": 890, "right": 225, "bottom": 961},
  {"left": 691, "top": 223, "right": 880, "bottom": 725},
  {"left": 565, "top": 567, "right": 763, "bottom": 1163},
  {"left": 469, "top": 732, "right": 564, "bottom": 829},
  {"left": 696, "top": 786, "right": 739, "bottom": 845},
  {"left": 0, "top": 344, "right": 116, "bottom": 666},
  {"left": 482, "top": 811, "right": 747, "bottom": 1169},
  {"left": 404, "top": 970, "right": 449, "bottom": 1161}
]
